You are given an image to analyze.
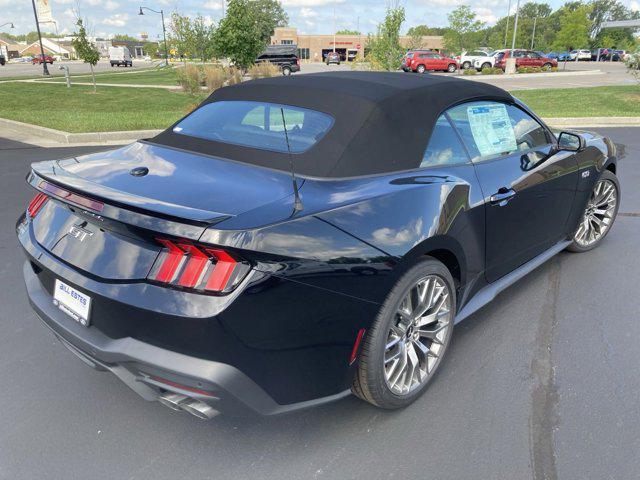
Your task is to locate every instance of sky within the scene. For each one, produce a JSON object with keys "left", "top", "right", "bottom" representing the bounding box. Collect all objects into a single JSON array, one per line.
[{"left": 1, "top": 0, "right": 639, "bottom": 40}]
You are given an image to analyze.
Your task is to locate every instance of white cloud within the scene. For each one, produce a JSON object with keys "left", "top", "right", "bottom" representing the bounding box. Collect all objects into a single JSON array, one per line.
[
  {"left": 52, "top": 0, "right": 75, "bottom": 4},
  {"left": 102, "top": 13, "right": 129, "bottom": 27},
  {"left": 281, "top": 0, "right": 345, "bottom": 6},
  {"left": 299, "top": 7, "right": 318, "bottom": 18},
  {"left": 474, "top": 7, "right": 497, "bottom": 24},
  {"left": 631, "top": 0, "right": 639, "bottom": 11},
  {"left": 203, "top": 0, "right": 223, "bottom": 10},
  {"left": 104, "top": 0, "right": 120, "bottom": 12}
]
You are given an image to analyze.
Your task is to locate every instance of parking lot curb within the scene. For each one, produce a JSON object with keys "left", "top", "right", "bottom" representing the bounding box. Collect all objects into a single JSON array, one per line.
[
  {"left": 0, "top": 118, "right": 162, "bottom": 145},
  {"left": 1, "top": 116, "right": 638, "bottom": 148}
]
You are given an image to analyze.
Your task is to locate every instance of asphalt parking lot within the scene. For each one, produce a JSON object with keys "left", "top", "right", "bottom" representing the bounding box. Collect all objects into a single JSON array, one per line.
[
  {"left": 0, "top": 128, "right": 638, "bottom": 479},
  {"left": 0, "top": 59, "right": 158, "bottom": 79}
]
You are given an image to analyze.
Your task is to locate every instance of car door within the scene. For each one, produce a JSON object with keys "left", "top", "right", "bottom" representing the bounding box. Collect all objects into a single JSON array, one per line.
[
  {"left": 446, "top": 101, "right": 580, "bottom": 282},
  {"left": 527, "top": 51, "right": 542, "bottom": 67},
  {"left": 425, "top": 53, "right": 440, "bottom": 70}
]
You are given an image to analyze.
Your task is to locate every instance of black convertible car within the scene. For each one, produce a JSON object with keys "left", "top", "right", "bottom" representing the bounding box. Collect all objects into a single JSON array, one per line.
[{"left": 17, "top": 72, "right": 619, "bottom": 419}]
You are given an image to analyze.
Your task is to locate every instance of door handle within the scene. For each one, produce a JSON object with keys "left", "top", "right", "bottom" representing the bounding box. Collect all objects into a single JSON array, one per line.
[{"left": 490, "top": 188, "right": 516, "bottom": 207}]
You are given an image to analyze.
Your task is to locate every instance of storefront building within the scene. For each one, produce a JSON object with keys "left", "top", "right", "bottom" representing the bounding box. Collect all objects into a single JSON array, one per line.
[{"left": 270, "top": 27, "right": 444, "bottom": 62}]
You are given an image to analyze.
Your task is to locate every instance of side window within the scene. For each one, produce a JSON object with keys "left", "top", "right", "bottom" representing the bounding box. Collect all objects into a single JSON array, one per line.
[
  {"left": 446, "top": 101, "right": 550, "bottom": 163},
  {"left": 421, "top": 115, "right": 469, "bottom": 168}
]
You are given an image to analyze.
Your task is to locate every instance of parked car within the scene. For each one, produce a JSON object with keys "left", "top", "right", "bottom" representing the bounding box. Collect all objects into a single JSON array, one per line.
[
  {"left": 0, "top": 55, "right": 5, "bottom": 66},
  {"left": 256, "top": 44, "right": 300, "bottom": 76},
  {"left": 458, "top": 50, "right": 493, "bottom": 69},
  {"left": 409, "top": 51, "right": 458, "bottom": 73},
  {"left": 546, "top": 52, "right": 559, "bottom": 59},
  {"left": 401, "top": 50, "right": 431, "bottom": 71},
  {"left": 494, "top": 49, "right": 557, "bottom": 70},
  {"left": 615, "top": 50, "right": 628, "bottom": 61},
  {"left": 109, "top": 46, "right": 133, "bottom": 67},
  {"left": 16, "top": 72, "right": 620, "bottom": 417},
  {"left": 557, "top": 51, "right": 571, "bottom": 61},
  {"left": 32, "top": 54, "right": 54, "bottom": 65},
  {"left": 473, "top": 49, "right": 505, "bottom": 70},
  {"left": 325, "top": 51, "right": 341, "bottom": 65},
  {"left": 569, "top": 49, "right": 591, "bottom": 61},
  {"left": 16, "top": 56, "right": 34, "bottom": 63}
]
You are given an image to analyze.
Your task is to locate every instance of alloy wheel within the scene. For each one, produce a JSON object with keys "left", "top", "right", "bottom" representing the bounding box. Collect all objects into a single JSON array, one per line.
[
  {"left": 574, "top": 178, "right": 617, "bottom": 247},
  {"left": 383, "top": 275, "right": 453, "bottom": 395}
]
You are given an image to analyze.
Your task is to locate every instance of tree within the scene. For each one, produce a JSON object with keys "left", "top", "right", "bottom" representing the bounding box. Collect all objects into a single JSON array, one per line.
[
  {"left": 72, "top": 19, "right": 100, "bottom": 92},
  {"left": 552, "top": 4, "right": 593, "bottom": 51},
  {"left": 214, "top": 0, "right": 265, "bottom": 70},
  {"left": 170, "top": 13, "right": 216, "bottom": 60},
  {"left": 252, "top": 0, "right": 288, "bottom": 43},
  {"left": 444, "top": 5, "right": 485, "bottom": 53},
  {"left": 335, "top": 29, "right": 361, "bottom": 35},
  {"left": 367, "top": 5, "right": 405, "bottom": 71}
]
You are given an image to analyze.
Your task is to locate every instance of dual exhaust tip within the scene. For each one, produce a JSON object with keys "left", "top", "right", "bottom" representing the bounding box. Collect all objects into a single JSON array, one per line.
[{"left": 158, "top": 392, "right": 219, "bottom": 420}]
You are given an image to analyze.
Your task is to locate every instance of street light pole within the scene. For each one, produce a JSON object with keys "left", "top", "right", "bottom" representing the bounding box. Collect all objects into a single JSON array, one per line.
[
  {"left": 510, "top": 0, "right": 521, "bottom": 51},
  {"left": 503, "top": 0, "right": 511, "bottom": 49},
  {"left": 30, "top": 0, "right": 50, "bottom": 76},
  {"left": 139, "top": 6, "right": 169, "bottom": 67},
  {"left": 0, "top": 22, "right": 15, "bottom": 29},
  {"left": 530, "top": 17, "right": 537, "bottom": 50},
  {"left": 332, "top": 0, "right": 336, "bottom": 53}
]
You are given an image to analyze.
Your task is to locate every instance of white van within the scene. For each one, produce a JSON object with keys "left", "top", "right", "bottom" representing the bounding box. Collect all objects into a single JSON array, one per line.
[{"left": 109, "top": 46, "right": 133, "bottom": 67}]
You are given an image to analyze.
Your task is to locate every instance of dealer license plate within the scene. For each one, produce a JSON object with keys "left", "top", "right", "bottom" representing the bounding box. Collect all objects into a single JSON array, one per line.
[{"left": 53, "top": 279, "right": 91, "bottom": 327}]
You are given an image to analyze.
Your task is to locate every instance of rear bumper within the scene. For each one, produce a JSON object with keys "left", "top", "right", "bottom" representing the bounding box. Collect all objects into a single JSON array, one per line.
[{"left": 24, "top": 260, "right": 350, "bottom": 416}]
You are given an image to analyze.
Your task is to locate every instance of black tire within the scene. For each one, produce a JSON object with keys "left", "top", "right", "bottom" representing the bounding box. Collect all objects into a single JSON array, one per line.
[
  {"left": 567, "top": 170, "right": 620, "bottom": 253},
  {"left": 282, "top": 66, "right": 292, "bottom": 76},
  {"left": 447, "top": 63, "right": 457, "bottom": 73},
  {"left": 416, "top": 64, "right": 426, "bottom": 74},
  {"left": 462, "top": 61, "right": 471, "bottom": 69},
  {"left": 352, "top": 257, "right": 456, "bottom": 409},
  {"left": 481, "top": 62, "right": 491, "bottom": 69},
  {"left": 542, "top": 62, "right": 552, "bottom": 70}
]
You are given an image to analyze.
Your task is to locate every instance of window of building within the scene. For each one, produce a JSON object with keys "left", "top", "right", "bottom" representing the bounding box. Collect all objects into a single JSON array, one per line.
[
  {"left": 298, "top": 48, "right": 310, "bottom": 60},
  {"left": 281, "top": 40, "right": 294, "bottom": 45}
]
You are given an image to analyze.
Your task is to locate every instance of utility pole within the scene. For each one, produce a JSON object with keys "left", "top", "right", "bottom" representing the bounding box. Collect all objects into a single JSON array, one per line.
[
  {"left": 332, "top": 0, "right": 336, "bottom": 53},
  {"left": 510, "top": 0, "right": 521, "bottom": 51},
  {"left": 530, "top": 17, "right": 537, "bottom": 50},
  {"left": 30, "top": 0, "right": 50, "bottom": 76},
  {"left": 503, "top": 0, "right": 511, "bottom": 49}
]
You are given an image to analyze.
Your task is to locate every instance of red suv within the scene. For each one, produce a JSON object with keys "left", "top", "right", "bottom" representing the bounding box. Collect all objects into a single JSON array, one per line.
[
  {"left": 407, "top": 51, "right": 458, "bottom": 73},
  {"left": 32, "top": 54, "right": 54, "bottom": 65},
  {"left": 494, "top": 50, "right": 557, "bottom": 70}
]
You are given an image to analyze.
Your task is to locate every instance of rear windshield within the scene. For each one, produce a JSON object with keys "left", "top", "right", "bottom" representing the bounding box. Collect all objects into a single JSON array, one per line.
[
  {"left": 407, "top": 52, "right": 414, "bottom": 58},
  {"left": 172, "top": 101, "right": 334, "bottom": 154}
]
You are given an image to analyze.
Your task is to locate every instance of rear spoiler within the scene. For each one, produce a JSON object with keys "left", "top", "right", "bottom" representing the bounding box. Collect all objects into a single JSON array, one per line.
[{"left": 27, "top": 168, "right": 229, "bottom": 241}]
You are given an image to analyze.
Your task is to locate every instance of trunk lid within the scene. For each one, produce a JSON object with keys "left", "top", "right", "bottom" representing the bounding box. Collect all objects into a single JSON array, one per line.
[{"left": 28, "top": 141, "right": 296, "bottom": 280}]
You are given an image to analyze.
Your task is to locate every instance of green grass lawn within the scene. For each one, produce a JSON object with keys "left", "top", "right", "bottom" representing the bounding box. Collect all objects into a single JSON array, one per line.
[
  {"left": 0, "top": 82, "right": 205, "bottom": 132},
  {"left": 43, "top": 67, "right": 179, "bottom": 86},
  {"left": 512, "top": 85, "right": 640, "bottom": 117}
]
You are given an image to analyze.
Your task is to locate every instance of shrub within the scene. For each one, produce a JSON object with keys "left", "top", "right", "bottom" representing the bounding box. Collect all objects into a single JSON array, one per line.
[
  {"left": 550, "top": 66, "right": 558, "bottom": 72},
  {"left": 176, "top": 64, "right": 202, "bottom": 95},
  {"left": 481, "top": 66, "right": 493, "bottom": 75},
  {"left": 226, "top": 66, "right": 244, "bottom": 85},
  {"left": 532, "top": 67, "right": 542, "bottom": 73},
  {"left": 492, "top": 67, "right": 504, "bottom": 75},
  {"left": 203, "top": 65, "right": 227, "bottom": 92},
  {"left": 248, "top": 62, "right": 280, "bottom": 80},
  {"left": 462, "top": 68, "right": 477, "bottom": 75}
]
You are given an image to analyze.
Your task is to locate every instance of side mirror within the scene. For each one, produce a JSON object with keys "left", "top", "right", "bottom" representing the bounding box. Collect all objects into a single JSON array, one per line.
[{"left": 558, "top": 131, "right": 585, "bottom": 152}]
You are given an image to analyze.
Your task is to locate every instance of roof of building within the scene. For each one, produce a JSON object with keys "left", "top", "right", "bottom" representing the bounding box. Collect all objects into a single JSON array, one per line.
[{"left": 152, "top": 72, "right": 514, "bottom": 178}]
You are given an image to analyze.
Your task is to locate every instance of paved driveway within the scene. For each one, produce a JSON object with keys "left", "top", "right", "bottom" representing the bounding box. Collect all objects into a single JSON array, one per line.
[{"left": 0, "top": 129, "right": 637, "bottom": 479}]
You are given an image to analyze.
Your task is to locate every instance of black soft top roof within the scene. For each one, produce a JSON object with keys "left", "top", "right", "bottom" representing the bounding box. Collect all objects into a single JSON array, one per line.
[
  {"left": 152, "top": 71, "right": 514, "bottom": 178},
  {"left": 259, "top": 44, "right": 298, "bottom": 56}
]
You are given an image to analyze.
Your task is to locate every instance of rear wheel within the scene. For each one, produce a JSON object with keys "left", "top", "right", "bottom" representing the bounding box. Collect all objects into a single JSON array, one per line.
[
  {"left": 352, "top": 258, "right": 455, "bottom": 409},
  {"left": 462, "top": 61, "right": 471, "bottom": 69},
  {"left": 567, "top": 171, "right": 619, "bottom": 252},
  {"left": 447, "top": 63, "right": 457, "bottom": 73},
  {"left": 481, "top": 62, "right": 491, "bottom": 70},
  {"left": 542, "top": 62, "right": 552, "bottom": 70},
  {"left": 282, "top": 66, "right": 292, "bottom": 76},
  {"left": 416, "top": 64, "right": 426, "bottom": 74}
]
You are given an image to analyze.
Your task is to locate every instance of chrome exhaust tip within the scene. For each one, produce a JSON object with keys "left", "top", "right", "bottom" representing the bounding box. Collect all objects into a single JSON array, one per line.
[
  {"left": 158, "top": 392, "right": 189, "bottom": 411},
  {"left": 181, "top": 399, "right": 220, "bottom": 420}
]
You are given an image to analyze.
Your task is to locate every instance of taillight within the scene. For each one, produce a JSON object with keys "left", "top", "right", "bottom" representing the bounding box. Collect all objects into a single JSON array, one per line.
[
  {"left": 38, "top": 180, "right": 104, "bottom": 213},
  {"left": 27, "top": 192, "right": 49, "bottom": 218},
  {"left": 148, "top": 238, "right": 250, "bottom": 294}
]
